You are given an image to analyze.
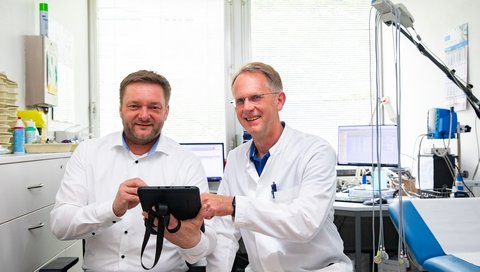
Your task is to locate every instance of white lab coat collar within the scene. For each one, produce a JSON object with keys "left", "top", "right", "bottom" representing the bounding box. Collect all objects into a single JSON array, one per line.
[
  {"left": 243, "top": 124, "right": 294, "bottom": 159},
  {"left": 244, "top": 125, "right": 294, "bottom": 183}
]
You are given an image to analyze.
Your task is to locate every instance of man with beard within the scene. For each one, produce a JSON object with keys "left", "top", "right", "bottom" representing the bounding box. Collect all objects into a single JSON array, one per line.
[
  {"left": 202, "top": 62, "right": 352, "bottom": 271},
  {"left": 51, "top": 70, "right": 215, "bottom": 272}
]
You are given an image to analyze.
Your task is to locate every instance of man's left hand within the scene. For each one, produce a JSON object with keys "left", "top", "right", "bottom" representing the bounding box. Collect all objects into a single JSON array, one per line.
[{"left": 163, "top": 205, "right": 206, "bottom": 249}]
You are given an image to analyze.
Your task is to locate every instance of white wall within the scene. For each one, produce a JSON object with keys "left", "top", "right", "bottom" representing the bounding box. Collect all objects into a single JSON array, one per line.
[
  {"left": 3, "top": 0, "right": 479, "bottom": 179},
  {"left": 0, "top": 0, "right": 89, "bottom": 128},
  {"left": 382, "top": 0, "right": 480, "bottom": 178}
]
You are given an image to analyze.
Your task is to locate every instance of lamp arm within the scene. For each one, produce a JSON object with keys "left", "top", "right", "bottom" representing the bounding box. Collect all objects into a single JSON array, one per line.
[{"left": 399, "top": 28, "right": 480, "bottom": 119}]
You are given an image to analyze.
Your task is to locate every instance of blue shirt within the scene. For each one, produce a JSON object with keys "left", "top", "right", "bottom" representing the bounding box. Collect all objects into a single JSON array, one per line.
[
  {"left": 249, "top": 142, "right": 270, "bottom": 176},
  {"left": 249, "top": 121, "right": 286, "bottom": 175},
  {"left": 122, "top": 133, "right": 160, "bottom": 156}
]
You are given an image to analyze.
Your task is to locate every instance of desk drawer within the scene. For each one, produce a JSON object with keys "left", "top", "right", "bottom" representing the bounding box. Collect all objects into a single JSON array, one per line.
[
  {"left": 0, "top": 205, "right": 75, "bottom": 272},
  {"left": 0, "top": 158, "right": 67, "bottom": 224}
]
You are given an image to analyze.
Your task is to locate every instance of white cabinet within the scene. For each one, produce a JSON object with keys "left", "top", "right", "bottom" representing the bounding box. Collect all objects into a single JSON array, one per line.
[{"left": 0, "top": 153, "right": 83, "bottom": 272}]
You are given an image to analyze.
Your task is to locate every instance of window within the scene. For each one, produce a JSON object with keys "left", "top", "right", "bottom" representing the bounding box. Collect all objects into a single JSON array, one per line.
[
  {"left": 94, "top": 0, "right": 226, "bottom": 144},
  {"left": 249, "top": 0, "right": 373, "bottom": 150},
  {"left": 92, "top": 0, "right": 373, "bottom": 152}
]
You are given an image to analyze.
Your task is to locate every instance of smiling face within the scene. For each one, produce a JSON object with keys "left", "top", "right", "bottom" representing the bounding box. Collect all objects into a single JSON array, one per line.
[
  {"left": 120, "top": 82, "right": 169, "bottom": 150},
  {"left": 232, "top": 71, "right": 285, "bottom": 144}
]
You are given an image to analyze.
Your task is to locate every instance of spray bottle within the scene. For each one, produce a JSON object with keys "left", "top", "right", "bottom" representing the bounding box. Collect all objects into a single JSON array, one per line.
[
  {"left": 39, "top": 3, "right": 48, "bottom": 37},
  {"left": 13, "top": 117, "right": 25, "bottom": 154},
  {"left": 25, "top": 119, "right": 37, "bottom": 144}
]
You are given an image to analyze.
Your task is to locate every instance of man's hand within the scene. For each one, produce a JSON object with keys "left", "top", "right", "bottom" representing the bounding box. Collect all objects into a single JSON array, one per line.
[
  {"left": 112, "top": 178, "right": 147, "bottom": 217},
  {"left": 201, "top": 192, "right": 234, "bottom": 219},
  {"left": 163, "top": 205, "right": 206, "bottom": 249}
]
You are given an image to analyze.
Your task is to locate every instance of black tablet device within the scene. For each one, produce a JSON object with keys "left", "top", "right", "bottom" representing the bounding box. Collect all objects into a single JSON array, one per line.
[{"left": 137, "top": 186, "right": 201, "bottom": 220}]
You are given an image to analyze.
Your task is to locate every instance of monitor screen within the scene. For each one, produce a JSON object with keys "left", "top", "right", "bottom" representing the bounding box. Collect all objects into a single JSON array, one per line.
[
  {"left": 180, "top": 143, "right": 225, "bottom": 181},
  {"left": 337, "top": 125, "right": 399, "bottom": 167}
]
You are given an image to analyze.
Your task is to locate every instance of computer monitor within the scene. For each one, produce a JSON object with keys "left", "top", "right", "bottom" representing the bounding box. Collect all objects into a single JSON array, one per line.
[
  {"left": 180, "top": 143, "right": 225, "bottom": 181},
  {"left": 337, "top": 125, "right": 399, "bottom": 167}
]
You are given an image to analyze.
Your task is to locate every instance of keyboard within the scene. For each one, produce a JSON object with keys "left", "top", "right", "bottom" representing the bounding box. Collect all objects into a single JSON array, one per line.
[{"left": 335, "top": 194, "right": 369, "bottom": 203}]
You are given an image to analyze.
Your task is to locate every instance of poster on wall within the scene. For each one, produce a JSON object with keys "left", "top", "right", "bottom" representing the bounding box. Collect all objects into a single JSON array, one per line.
[
  {"left": 46, "top": 42, "right": 58, "bottom": 95},
  {"left": 444, "top": 23, "right": 468, "bottom": 111}
]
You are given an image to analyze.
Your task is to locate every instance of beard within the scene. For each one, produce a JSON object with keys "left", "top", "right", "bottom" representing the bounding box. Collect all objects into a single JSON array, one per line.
[{"left": 122, "top": 120, "right": 163, "bottom": 145}]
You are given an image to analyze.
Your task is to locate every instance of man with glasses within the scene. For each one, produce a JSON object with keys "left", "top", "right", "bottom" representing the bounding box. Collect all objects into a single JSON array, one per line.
[{"left": 202, "top": 62, "right": 352, "bottom": 271}]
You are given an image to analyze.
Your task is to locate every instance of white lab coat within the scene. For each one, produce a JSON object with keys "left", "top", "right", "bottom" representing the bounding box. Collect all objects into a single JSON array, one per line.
[{"left": 207, "top": 125, "right": 352, "bottom": 272}]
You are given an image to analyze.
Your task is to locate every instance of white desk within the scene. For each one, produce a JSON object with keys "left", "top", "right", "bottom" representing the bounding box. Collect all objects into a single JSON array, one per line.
[{"left": 334, "top": 199, "right": 390, "bottom": 271}]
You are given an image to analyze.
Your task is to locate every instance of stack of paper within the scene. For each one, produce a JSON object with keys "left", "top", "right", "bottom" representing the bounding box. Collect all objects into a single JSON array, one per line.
[{"left": 0, "top": 72, "right": 19, "bottom": 154}]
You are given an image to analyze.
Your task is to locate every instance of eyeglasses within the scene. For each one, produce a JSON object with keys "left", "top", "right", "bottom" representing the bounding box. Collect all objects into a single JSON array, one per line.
[{"left": 230, "top": 92, "right": 278, "bottom": 108}]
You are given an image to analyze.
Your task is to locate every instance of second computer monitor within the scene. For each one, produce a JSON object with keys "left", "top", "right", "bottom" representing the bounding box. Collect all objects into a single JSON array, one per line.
[
  {"left": 337, "top": 125, "right": 399, "bottom": 167},
  {"left": 180, "top": 143, "right": 225, "bottom": 181}
]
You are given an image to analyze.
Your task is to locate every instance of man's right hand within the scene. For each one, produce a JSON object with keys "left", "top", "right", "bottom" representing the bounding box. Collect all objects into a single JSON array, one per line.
[
  {"left": 201, "top": 192, "right": 235, "bottom": 219},
  {"left": 112, "top": 178, "right": 147, "bottom": 217}
]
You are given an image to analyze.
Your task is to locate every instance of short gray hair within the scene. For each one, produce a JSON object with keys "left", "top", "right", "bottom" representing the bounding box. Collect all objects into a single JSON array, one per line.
[{"left": 231, "top": 62, "right": 283, "bottom": 92}]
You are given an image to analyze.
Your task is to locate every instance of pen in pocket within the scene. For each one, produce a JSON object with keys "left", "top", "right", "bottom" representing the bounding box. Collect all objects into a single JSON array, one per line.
[{"left": 271, "top": 182, "right": 277, "bottom": 199}]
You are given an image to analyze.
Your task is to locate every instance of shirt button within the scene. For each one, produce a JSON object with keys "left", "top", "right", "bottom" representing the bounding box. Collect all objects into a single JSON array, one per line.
[
  {"left": 135, "top": 160, "right": 138, "bottom": 164},
  {"left": 124, "top": 230, "right": 128, "bottom": 234},
  {"left": 112, "top": 221, "right": 116, "bottom": 224},
  {"left": 91, "top": 232, "right": 95, "bottom": 235},
  {"left": 121, "top": 255, "right": 125, "bottom": 259}
]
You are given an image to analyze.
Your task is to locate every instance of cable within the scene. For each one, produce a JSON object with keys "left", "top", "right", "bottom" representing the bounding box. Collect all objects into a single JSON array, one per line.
[
  {"left": 369, "top": 11, "right": 388, "bottom": 270},
  {"left": 471, "top": 117, "right": 480, "bottom": 179},
  {"left": 411, "top": 133, "right": 428, "bottom": 172},
  {"left": 391, "top": 7, "right": 410, "bottom": 265},
  {"left": 369, "top": 6, "right": 380, "bottom": 128},
  {"left": 370, "top": 11, "right": 383, "bottom": 271},
  {"left": 416, "top": 134, "right": 428, "bottom": 192},
  {"left": 372, "top": 5, "right": 407, "bottom": 266}
]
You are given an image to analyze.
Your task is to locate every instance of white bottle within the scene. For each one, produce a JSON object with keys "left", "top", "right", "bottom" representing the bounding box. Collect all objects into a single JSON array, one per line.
[{"left": 25, "top": 119, "right": 37, "bottom": 144}]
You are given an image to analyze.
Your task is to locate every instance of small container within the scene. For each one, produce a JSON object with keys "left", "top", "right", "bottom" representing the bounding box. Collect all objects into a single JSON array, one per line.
[
  {"left": 25, "top": 119, "right": 38, "bottom": 144},
  {"left": 13, "top": 117, "right": 25, "bottom": 154},
  {"left": 455, "top": 175, "right": 464, "bottom": 192},
  {"left": 39, "top": 3, "right": 48, "bottom": 37}
]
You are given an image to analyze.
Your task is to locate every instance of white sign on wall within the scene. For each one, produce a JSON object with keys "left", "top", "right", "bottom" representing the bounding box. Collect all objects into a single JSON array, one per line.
[{"left": 444, "top": 23, "right": 468, "bottom": 111}]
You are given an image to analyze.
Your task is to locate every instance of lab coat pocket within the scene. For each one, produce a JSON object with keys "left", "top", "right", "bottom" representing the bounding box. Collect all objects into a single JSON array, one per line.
[{"left": 273, "top": 186, "right": 300, "bottom": 203}]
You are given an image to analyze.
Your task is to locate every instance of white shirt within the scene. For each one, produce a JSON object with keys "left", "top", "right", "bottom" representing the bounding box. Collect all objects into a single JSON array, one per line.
[
  {"left": 207, "top": 125, "right": 352, "bottom": 272},
  {"left": 50, "top": 132, "right": 216, "bottom": 272}
]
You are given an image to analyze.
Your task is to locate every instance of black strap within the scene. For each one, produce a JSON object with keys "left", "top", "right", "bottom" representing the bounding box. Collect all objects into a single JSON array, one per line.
[
  {"left": 165, "top": 215, "right": 182, "bottom": 233},
  {"left": 140, "top": 204, "right": 202, "bottom": 270},
  {"left": 140, "top": 203, "right": 169, "bottom": 270}
]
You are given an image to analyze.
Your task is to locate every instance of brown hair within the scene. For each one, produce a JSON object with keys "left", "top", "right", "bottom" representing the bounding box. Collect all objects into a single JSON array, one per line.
[{"left": 119, "top": 70, "right": 171, "bottom": 104}]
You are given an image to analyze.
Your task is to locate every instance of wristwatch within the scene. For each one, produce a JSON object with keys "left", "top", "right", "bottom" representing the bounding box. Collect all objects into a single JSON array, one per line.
[{"left": 231, "top": 196, "right": 236, "bottom": 217}]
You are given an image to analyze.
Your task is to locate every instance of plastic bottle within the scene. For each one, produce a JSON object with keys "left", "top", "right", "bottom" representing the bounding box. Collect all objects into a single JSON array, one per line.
[
  {"left": 25, "top": 119, "right": 37, "bottom": 144},
  {"left": 13, "top": 117, "right": 25, "bottom": 154},
  {"left": 39, "top": 3, "right": 48, "bottom": 37},
  {"left": 450, "top": 175, "right": 467, "bottom": 198},
  {"left": 372, "top": 167, "right": 388, "bottom": 191},
  {"left": 361, "top": 170, "right": 367, "bottom": 185},
  {"left": 455, "top": 175, "right": 464, "bottom": 192}
]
